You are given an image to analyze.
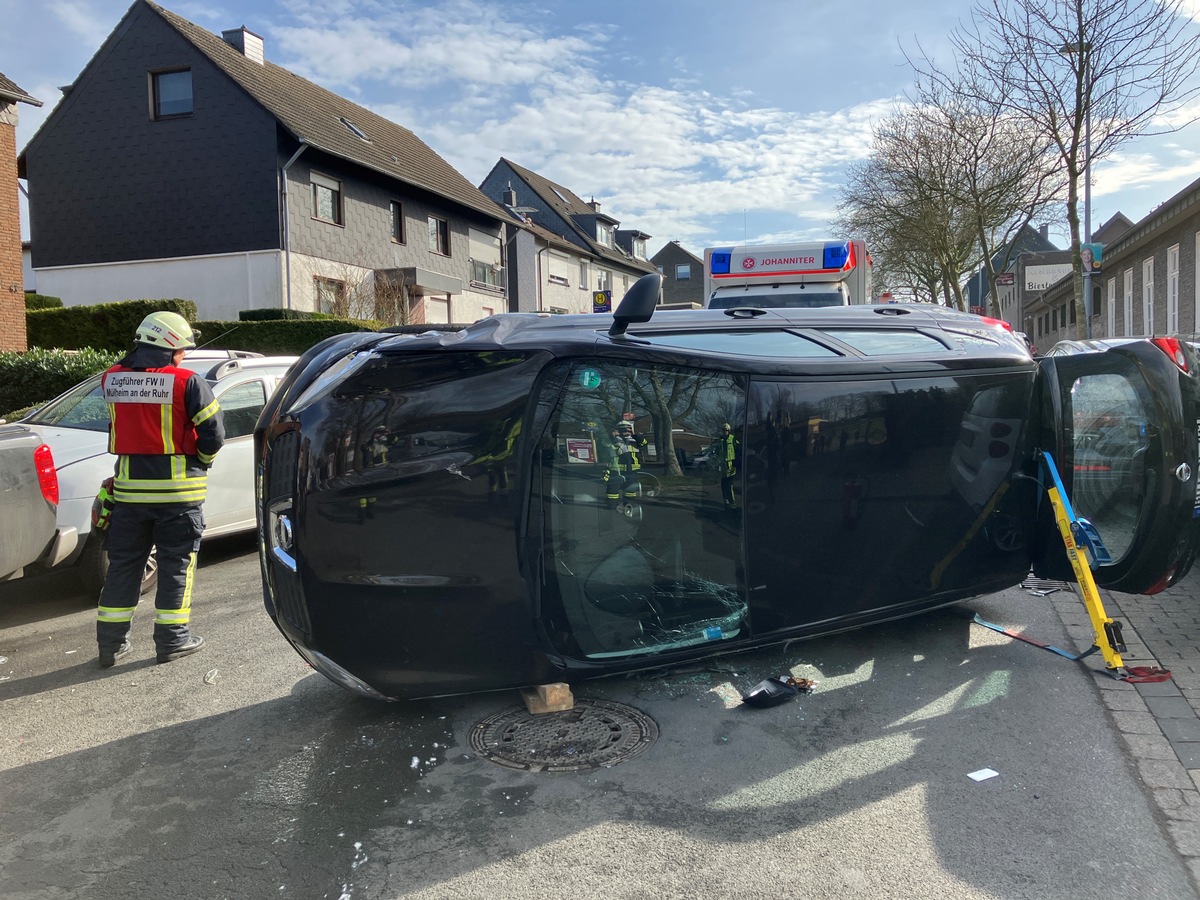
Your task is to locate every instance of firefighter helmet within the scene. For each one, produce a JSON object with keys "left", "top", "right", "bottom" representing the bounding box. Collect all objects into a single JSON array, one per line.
[{"left": 135, "top": 311, "right": 197, "bottom": 350}]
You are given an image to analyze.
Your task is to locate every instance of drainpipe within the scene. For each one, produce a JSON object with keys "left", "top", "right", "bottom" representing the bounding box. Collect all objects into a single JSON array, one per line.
[
  {"left": 280, "top": 140, "right": 308, "bottom": 310},
  {"left": 536, "top": 245, "right": 548, "bottom": 312}
]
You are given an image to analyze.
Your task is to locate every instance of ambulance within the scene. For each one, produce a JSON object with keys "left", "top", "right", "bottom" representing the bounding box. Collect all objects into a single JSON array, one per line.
[{"left": 703, "top": 240, "right": 873, "bottom": 309}]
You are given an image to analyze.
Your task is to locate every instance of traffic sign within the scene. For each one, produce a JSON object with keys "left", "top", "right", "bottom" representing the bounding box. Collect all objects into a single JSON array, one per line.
[{"left": 592, "top": 290, "right": 612, "bottom": 313}]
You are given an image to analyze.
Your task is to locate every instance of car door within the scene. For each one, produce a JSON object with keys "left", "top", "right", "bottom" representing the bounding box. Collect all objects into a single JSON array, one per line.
[
  {"left": 202, "top": 378, "right": 269, "bottom": 534},
  {"left": 1032, "top": 339, "right": 1200, "bottom": 594}
]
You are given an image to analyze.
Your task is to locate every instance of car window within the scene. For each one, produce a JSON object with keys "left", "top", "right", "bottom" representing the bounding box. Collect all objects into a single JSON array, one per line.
[
  {"left": 639, "top": 331, "right": 839, "bottom": 358},
  {"left": 536, "top": 359, "right": 748, "bottom": 660},
  {"left": 216, "top": 380, "right": 267, "bottom": 439},
  {"left": 818, "top": 329, "right": 949, "bottom": 355},
  {"left": 26, "top": 376, "right": 109, "bottom": 430}
]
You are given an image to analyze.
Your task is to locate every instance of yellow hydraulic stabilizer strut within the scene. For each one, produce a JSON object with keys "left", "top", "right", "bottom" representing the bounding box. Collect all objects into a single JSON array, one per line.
[
  {"left": 973, "top": 452, "right": 1170, "bottom": 682},
  {"left": 1038, "top": 451, "right": 1127, "bottom": 674}
]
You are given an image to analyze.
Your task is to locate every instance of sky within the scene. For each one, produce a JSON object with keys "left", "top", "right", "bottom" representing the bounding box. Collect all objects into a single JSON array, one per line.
[{"left": 4, "top": 0, "right": 1200, "bottom": 260}]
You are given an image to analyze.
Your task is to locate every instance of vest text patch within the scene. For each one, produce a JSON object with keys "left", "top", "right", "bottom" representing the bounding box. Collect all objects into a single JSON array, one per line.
[{"left": 104, "top": 372, "right": 176, "bottom": 404}]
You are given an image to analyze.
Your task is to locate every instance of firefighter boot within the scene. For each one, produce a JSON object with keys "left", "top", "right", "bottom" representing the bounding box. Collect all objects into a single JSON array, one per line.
[{"left": 156, "top": 634, "right": 205, "bottom": 664}]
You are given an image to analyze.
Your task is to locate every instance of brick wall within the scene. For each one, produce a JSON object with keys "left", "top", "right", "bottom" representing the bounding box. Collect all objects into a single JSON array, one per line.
[{"left": 0, "top": 101, "right": 27, "bottom": 350}]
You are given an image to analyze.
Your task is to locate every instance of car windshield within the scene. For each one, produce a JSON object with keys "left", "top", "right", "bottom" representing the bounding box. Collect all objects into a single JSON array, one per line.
[{"left": 26, "top": 357, "right": 236, "bottom": 431}]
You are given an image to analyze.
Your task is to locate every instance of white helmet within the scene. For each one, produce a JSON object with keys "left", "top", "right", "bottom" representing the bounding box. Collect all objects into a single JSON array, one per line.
[{"left": 135, "top": 311, "right": 197, "bottom": 350}]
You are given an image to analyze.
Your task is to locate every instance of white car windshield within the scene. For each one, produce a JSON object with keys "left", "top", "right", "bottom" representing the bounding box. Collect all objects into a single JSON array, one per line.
[{"left": 25, "top": 357, "right": 224, "bottom": 431}]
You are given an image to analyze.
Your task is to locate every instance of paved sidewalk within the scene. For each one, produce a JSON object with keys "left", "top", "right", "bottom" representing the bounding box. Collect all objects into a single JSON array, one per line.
[{"left": 1043, "top": 568, "right": 1200, "bottom": 885}]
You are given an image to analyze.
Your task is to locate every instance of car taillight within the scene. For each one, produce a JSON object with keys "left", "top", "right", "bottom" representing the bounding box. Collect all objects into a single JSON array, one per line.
[
  {"left": 34, "top": 443, "right": 59, "bottom": 506},
  {"left": 1151, "top": 337, "right": 1189, "bottom": 372}
]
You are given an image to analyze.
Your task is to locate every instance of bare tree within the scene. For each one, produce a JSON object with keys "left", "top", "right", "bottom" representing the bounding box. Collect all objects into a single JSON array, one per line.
[
  {"left": 909, "top": 74, "right": 1066, "bottom": 316},
  {"left": 919, "top": 0, "right": 1200, "bottom": 336},
  {"left": 836, "top": 106, "right": 980, "bottom": 308}
]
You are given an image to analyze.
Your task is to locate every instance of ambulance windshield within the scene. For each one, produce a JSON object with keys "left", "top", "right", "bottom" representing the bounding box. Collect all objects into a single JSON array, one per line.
[{"left": 707, "top": 287, "right": 846, "bottom": 310}]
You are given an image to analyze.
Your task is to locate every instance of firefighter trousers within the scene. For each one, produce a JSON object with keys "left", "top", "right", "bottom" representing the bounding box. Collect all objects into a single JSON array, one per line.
[{"left": 97, "top": 503, "right": 205, "bottom": 654}]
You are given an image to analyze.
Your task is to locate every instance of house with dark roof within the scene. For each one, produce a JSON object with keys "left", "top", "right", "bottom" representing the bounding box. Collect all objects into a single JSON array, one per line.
[
  {"left": 963, "top": 224, "right": 1060, "bottom": 327},
  {"left": 650, "top": 241, "right": 704, "bottom": 308},
  {"left": 479, "top": 158, "right": 656, "bottom": 314},
  {"left": 1, "top": 73, "right": 41, "bottom": 351},
  {"left": 1032, "top": 185, "right": 1199, "bottom": 348},
  {"left": 18, "top": 0, "right": 510, "bottom": 324}
]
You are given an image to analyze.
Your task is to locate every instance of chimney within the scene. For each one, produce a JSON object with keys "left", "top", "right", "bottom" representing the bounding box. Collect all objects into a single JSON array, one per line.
[
  {"left": 588, "top": 197, "right": 600, "bottom": 212},
  {"left": 1039, "top": 224, "right": 1049, "bottom": 240},
  {"left": 503, "top": 187, "right": 517, "bottom": 207},
  {"left": 222, "top": 27, "right": 265, "bottom": 64}
]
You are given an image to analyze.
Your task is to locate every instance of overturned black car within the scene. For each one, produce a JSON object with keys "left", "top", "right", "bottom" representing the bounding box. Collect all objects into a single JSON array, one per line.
[{"left": 255, "top": 274, "right": 1200, "bottom": 700}]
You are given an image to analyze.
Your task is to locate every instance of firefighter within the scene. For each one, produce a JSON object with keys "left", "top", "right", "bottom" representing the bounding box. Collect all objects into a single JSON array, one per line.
[
  {"left": 603, "top": 420, "right": 647, "bottom": 508},
  {"left": 717, "top": 422, "right": 740, "bottom": 507},
  {"left": 96, "top": 311, "right": 225, "bottom": 667}
]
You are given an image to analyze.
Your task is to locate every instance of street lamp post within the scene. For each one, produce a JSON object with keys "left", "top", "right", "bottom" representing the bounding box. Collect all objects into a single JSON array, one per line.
[{"left": 1063, "top": 40, "right": 1093, "bottom": 339}]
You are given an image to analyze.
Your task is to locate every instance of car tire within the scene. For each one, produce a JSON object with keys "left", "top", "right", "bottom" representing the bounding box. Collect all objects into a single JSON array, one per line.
[{"left": 79, "top": 538, "right": 158, "bottom": 597}]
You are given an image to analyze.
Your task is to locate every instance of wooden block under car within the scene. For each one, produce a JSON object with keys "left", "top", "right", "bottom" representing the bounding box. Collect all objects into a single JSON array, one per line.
[{"left": 520, "top": 682, "right": 575, "bottom": 713}]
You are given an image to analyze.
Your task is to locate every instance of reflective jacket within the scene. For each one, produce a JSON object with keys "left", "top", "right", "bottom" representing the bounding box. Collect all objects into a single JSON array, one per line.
[{"left": 102, "top": 361, "right": 225, "bottom": 505}]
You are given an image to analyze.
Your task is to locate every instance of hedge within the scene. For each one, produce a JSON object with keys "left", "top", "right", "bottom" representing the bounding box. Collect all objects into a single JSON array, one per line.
[
  {"left": 27, "top": 299, "right": 198, "bottom": 351},
  {"left": 25, "top": 293, "right": 63, "bottom": 310},
  {"left": 192, "top": 318, "right": 383, "bottom": 355},
  {"left": 0, "top": 347, "right": 120, "bottom": 419},
  {"left": 238, "top": 308, "right": 335, "bottom": 321}
]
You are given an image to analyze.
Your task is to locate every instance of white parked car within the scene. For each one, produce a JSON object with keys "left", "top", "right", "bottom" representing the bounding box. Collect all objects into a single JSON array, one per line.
[{"left": 18, "top": 350, "right": 298, "bottom": 593}]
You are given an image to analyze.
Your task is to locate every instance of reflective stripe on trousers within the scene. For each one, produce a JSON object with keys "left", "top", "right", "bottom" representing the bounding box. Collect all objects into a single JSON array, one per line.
[{"left": 96, "top": 503, "right": 205, "bottom": 654}]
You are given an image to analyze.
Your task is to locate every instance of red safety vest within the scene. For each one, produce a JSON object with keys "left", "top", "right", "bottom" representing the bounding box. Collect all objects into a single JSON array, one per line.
[{"left": 103, "top": 365, "right": 200, "bottom": 457}]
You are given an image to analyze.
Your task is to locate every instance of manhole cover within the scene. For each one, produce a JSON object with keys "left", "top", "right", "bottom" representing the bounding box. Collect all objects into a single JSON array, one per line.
[{"left": 469, "top": 698, "right": 659, "bottom": 772}]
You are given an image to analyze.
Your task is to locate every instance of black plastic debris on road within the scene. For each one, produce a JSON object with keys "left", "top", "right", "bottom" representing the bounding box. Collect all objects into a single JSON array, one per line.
[{"left": 740, "top": 675, "right": 817, "bottom": 708}]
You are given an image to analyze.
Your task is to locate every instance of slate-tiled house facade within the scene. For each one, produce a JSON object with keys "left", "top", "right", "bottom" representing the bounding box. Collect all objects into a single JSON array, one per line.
[
  {"left": 0, "top": 73, "right": 41, "bottom": 351},
  {"left": 650, "top": 241, "right": 704, "bottom": 308},
  {"left": 19, "top": 0, "right": 509, "bottom": 324},
  {"left": 480, "top": 158, "right": 655, "bottom": 314}
]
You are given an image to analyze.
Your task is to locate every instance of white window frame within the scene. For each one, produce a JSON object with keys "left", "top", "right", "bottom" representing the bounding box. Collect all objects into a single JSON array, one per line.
[
  {"left": 579, "top": 260, "right": 589, "bottom": 290},
  {"left": 1106, "top": 276, "right": 1116, "bottom": 339},
  {"left": 1142, "top": 257, "right": 1154, "bottom": 336},
  {"left": 1167, "top": 244, "right": 1180, "bottom": 334},
  {"left": 1123, "top": 269, "right": 1134, "bottom": 337},
  {"left": 311, "top": 172, "right": 343, "bottom": 225},
  {"left": 633, "top": 238, "right": 646, "bottom": 259},
  {"left": 597, "top": 268, "right": 612, "bottom": 292},
  {"left": 596, "top": 222, "right": 612, "bottom": 246},
  {"left": 1195, "top": 233, "right": 1200, "bottom": 334}
]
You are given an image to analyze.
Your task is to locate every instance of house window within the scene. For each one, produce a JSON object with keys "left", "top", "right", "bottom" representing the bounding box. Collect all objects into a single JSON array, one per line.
[
  {"left": 597, "top": 222, "right": 612, "bottom": 245},
  {"left": 1142, "top": 257, "right": 1154, "bottom": 335},
  {"left": 675, "top": 263, "right": 692, "bottom": 281},
  {"left": 469, "top": 227, "right": 502, "bottom": 287},
  {"left": 311, "top": 172, "right": 342, "bottom": 225},
  {"left": 633, "top": 238, "right": 647, "bottom": 259},
  {"left": 1167, "top": 244, "right": 1180, "bottom": 333},
  {"left": 1107, "top": 276, "right": 1116, "bottom": 338},
  {"left": 597, "top": 268, "right": 612, "bottom": 292},
  {"left": 428, "top": 216, "right": 450, "bottom": 255},
  {"left": 151, "top": 69, "right": 192, "bottom": 119},
  {"left": 1123, "top": 269, "right": 1134, "bottom": 336},
  {"left": 314, "top": 276, "right": 347, "bottom": 315},
  {"left": 579, "top": 261, "right": 589, "bottom": 289},
  {"left": 390, "top": 201, "right": 405, "bottom": 243}
]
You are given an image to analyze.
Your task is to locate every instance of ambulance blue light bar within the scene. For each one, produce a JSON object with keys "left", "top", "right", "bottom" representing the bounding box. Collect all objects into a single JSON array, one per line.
[
  {"left": 824, "top": 242, "right": 851, "bottom": 270},
  {"left": 710, "top": 249, "right": 733, "bottom": 275}
]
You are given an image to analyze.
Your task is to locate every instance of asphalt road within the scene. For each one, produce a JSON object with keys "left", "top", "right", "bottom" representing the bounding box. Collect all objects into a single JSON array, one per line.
[{"left": 0, "top": 536, "right": 1193, "bottom": 900}]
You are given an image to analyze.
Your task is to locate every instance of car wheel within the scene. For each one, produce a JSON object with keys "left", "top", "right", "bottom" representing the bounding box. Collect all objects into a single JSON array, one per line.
[{"left": 79, "top": 538, "right": 159, "bottom": 596}]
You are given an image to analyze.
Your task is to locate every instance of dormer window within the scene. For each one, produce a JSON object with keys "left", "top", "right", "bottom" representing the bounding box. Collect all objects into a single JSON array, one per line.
[
  {"left": 633, "top": 237, "right": 646, "bottom": 259},
  {"left": 597, "top": 222, "right": 612, "bottom": 246}
]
